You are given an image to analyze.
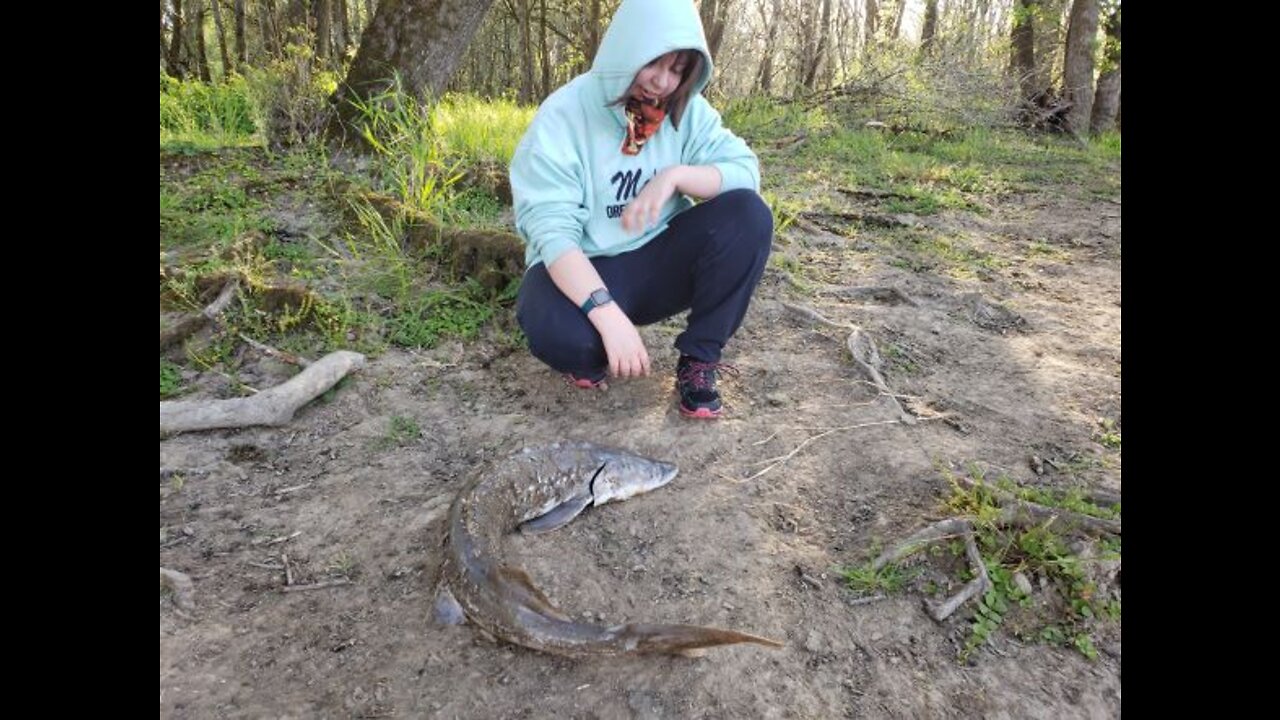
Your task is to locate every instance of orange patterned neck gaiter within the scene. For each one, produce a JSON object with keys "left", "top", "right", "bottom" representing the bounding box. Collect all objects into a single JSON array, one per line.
[{"left": 621, "top": 97, "right": 667, "bottom": 155}]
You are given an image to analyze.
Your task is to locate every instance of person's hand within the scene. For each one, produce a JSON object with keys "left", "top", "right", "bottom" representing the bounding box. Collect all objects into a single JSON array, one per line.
[
  {"left": 589, "top": 304, "right": 651, "bottom": 378},
  {"left": 621, "top": 167, "right": 681, "bottom": 234}
]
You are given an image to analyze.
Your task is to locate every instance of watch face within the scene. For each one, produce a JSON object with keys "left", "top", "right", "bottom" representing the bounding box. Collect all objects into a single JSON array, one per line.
[{"left": 591, "top": 289, "right": 612, "bottom": 305}]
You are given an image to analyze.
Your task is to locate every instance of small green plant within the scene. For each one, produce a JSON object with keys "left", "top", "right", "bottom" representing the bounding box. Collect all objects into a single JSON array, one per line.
[
  {"left": 839, "top": 561, "right": 914, "bottom": 594},
  {"left": 160, "top": 359, "right": 186, "bottom": 399},
  {"left": 378, "top": 415, "right": 421, "bottom": 449},
  {"left": 1095, "top": 418, "right": 1122, "bottom": 450}
]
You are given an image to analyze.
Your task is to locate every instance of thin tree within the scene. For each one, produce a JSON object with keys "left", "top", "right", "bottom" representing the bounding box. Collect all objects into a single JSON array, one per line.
[
  {"left": 919, "top": 0, "right": 938, "bottom": 56},
  {"left": 1062, "top": 0, "right": 1099, "bottom": 135},
  {"left": 802, "top": 0, "right": 832, "bottom": 89},
  {"left": 211, "top": 0, "right": 233, "bottom": 77},
  {"left": 234, "top": 0, "right": 248, "bottom": 64}
]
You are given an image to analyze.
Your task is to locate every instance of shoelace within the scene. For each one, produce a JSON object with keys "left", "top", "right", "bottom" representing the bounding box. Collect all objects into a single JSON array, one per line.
[{"left": 678, "top": 360, "right": 739, "bottom": 391}]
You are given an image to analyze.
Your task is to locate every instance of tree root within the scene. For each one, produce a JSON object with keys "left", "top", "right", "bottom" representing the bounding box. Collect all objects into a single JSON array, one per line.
[
  {"left": 873, "top": 479, "right": 1121, "bottom": 621},
  {"left": 160, "top": 350, "right": 365, "bottom": 436},
  {"left": 953, "top": 475, "right": 1121, "bottom": 536},
  {"left": 781, "top": 302, "right": 914, "bottom": 424},
  {"left": 160, "top": 276, "right": 240, "bottom": 352}
]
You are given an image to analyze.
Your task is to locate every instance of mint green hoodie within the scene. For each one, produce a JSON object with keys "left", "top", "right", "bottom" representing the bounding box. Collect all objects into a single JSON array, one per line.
[{"left": 509, "top": 0, "right": 760, "bottom": 268}]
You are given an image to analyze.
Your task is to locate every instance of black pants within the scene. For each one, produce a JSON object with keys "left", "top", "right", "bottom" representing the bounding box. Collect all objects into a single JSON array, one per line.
[{"left": 516, "top": 189, "right": 773, "bottom": 378}]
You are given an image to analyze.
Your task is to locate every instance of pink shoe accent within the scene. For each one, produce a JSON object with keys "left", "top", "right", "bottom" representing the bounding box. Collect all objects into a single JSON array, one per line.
[{"left": 679, "top": 404, "right": 722, "bottom": 419}]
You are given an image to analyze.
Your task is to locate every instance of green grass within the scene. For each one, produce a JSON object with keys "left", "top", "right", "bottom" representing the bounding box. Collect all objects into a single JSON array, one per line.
[{"left": 432, "top": 93, "right": 536, "bottom": 165}]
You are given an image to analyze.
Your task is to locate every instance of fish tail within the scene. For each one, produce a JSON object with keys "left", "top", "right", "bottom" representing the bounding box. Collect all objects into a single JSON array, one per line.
[{"left": 615, "top": 622, "right": 784, "bottom": 655}]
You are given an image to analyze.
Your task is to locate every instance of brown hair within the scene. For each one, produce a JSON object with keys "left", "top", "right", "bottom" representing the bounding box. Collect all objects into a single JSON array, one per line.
[{"left": 611, "top": 50, "right": 705, "bottom": 131}]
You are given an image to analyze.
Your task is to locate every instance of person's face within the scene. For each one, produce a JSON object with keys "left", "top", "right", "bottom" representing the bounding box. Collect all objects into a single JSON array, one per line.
[{"left": 628, "top": 51, "right": 689, "bottom": 104}]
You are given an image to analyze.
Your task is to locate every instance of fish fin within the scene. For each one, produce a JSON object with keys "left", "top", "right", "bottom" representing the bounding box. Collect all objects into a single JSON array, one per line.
[
  {"left": 519, "top": 493, "right": 592, "bottom": 534},
  {"left": 432, "top": 585, "right": 467, "bottom": 626},
  {"left": 497, "top": 566, "right": 572, "bottom": 622},
  {"left": 619, "top": 623, "right": 785, "bottom": 655}
]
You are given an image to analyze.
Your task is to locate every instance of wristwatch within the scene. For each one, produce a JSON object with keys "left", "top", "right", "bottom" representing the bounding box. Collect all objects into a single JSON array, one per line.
[{"left": 580, "top": 287, "right": 614, "bottom": 315}]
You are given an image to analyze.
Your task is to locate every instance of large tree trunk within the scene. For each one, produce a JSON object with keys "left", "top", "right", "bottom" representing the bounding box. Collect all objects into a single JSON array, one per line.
[
  {"left": 1089, "top": 5, "right": 1120, "bottom": 134},
  {"left": 1009, "top": 0, "right": 1039, "bottom": 104},
  {"left": 331, "top": 0, "right": 496, "bottom": 139},
  {"left": 211, "top": 0, "right": 233, "bottom": 77},
  {"left": 1062, "top": 0, "right": 1098, "bottom": 135},
  {"left": 234, "top": 0, "right": 248, "bottom": 64},
  {"left": 891, "top": 0, "right": 906, "bottom": 40}
]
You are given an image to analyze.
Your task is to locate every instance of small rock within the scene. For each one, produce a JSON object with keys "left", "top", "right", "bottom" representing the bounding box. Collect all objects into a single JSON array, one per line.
[
  {"left": 1013, "top": 572, "right": 1034, "bottom": 596},
  {"left": 804, "top": 630, "right": 824, "bottom": 653}
]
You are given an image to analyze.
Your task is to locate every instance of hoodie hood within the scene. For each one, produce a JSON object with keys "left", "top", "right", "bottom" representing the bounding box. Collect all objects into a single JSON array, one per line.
[{"left": 589, "top": 0, "right": 713, "bottom": 117}]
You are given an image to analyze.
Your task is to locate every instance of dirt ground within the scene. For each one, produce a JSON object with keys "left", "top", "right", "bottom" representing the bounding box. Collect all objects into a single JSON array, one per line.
[{"left": 160, "top": 151, "right": 1121, "bottom": 718}]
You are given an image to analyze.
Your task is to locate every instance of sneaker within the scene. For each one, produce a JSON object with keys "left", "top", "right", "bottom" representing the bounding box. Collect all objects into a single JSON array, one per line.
[
  {"left": 565, "top": 371, "right": 609, "bottom": 390},
  {"left": 676, "top": 355, "right": 738, "bottom": 418}
]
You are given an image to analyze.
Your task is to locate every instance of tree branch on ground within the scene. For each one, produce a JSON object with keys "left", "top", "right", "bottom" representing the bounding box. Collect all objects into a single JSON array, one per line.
[{"left": 160, "top": 350, "right": 366, "bottom": 436}]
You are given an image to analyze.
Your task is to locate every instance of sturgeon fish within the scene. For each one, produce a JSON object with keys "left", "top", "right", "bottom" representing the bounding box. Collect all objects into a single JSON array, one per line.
[{"left": 433, "top": 441, "right": 783, "bottom": 656}]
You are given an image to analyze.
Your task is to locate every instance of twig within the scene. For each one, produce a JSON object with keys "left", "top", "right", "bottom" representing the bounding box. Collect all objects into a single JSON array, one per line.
[
  {"left": 239, "top": 333, "right": 313, "bottom": 367},
  {"left": 847, "top": 594, "right": 886, "bottom": 607},
  {"left": 264, "top": 531, "right": 303, "bottom": 546},
  {"left": 274, "top": 482, "right": 313, "bottom": 496},
  {"left": 281, "top": 553, "right": 294, "bottom": 587},
  {"left": 737, "top": 419, "right": 905, "bottom": 482},
  {"left": 781, "top": 301, "right": 854, "bottom": 330},
  {"left": 282, "top": 578, "right": 352, "bottom": 593}
]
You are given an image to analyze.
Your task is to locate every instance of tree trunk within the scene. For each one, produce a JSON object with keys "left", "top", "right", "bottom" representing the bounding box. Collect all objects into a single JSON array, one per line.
[
  {"left": 700, "top": 0, "right": 731, "bottom": 64},
  {"left": 891, "top": 0, "right": 906, "bottom": 40},
  {"left": 234, "top": 0, "right": 248, "bottom": 64},
  {"left": 165, "top": 0, "right": 187, "bottom": 78},
  {"left": 315, "top": 0, "right": 333, "bottom": 62},
  {"left": 332, "top": 0, "right": 496, "bottom": 139},
  {"left": 211, "top": 0, "right": 233, "bottom": 77},
  {"left": 515, "top": 0, "right": 534, "bottom": 103},
  {"left": 1009, "top": 0, "right": 1038, "bottom": 104},
  {"left": 260, "top": 0, "right": 280, "bottom": 57},
  {"left": 583, "top": 0, "right": 601, "bottom": 70},
  {"left": 1089, "top": 5, "right": 1120, "bottom": 134},
  {"left": 803, "top": 0, "right": 832, "bottom": 90},
  {"left": 192, "top": 0, "right": 212, "bottom": 82},
  {"left": 335, "top": 0, "right": 352, "bottom": 58},
  {"left": 755, "top": 0, "right": 782, "bottom": 94},
  {"left": 919, "top": 0, "right": 938, "bottom": 54},
  {"left": 1063, "top": 0, "right": 1099, "bottom": 135},
  {"left": 539, "top": 0, "right": 551, "bottom": 99}
]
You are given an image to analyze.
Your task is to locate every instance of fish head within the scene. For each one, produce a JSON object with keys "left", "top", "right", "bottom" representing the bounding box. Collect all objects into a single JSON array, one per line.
[{"left": 589, "top": 449, "right": 679, "bottom": 506}]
